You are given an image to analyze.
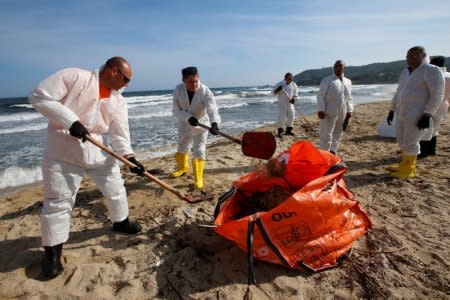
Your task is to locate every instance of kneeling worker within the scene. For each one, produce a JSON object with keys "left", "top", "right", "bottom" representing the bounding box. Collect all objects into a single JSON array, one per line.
[
  {"left": 172, "top": 66, "right": 221, "bottom": 189},
  {"left": 29, "top": 57, "right": 146, "bottom": 279}
]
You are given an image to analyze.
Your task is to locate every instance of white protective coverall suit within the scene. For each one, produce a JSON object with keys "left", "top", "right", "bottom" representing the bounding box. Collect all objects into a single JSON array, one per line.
[
  {"left": 391, "top": 62, "right": 445, "bottom": 155},
  {"left": 317, "top": 74, "right": 353, "bottom": 153},
  {"left": 172, "top": 81, "right": 221, "bottom": 159},
  {"left": 432, "top": 69, "right": 450, "bottom": 135},
  {"left": 273, "top": 80, "right": 298, "bottom": 128},
  {"left": 29, "top": 68, "right": 134, "bottom": 246}
]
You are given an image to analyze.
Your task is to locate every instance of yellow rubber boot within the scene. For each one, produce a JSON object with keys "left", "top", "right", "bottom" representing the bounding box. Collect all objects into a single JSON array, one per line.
[
  {"left": 192, "top": 159, "right": 205, "bottom": 189},
  {"left": 171, "top": 152, "right": 189, "bottom": 177},
  {"left": 390, "top": 155, "right": 416, "bottom": 178},
  {"left": 387, "top": 151, "right": 406, "bottom": 171}
]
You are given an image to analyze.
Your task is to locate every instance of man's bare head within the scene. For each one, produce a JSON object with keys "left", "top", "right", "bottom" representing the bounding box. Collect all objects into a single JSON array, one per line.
[
  {"left": 333, "top": 60, "right": 345, "bottom": 78},
  {"left": 406, "top": 46, "right": 426, "bottom": 71},
  {"left": 100, "top": 56, "right": 132, "bottom": 90},
  {"left": 284, "top": 72, "right": 293, "bottom": 84}
]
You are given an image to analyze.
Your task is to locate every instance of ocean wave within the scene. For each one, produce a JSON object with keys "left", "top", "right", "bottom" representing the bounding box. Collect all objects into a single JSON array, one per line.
[
  {"left": 237, "top": 91, "right": 272, "bottom": 98},
  {"left": 0, "top": 112, "right": 44, "bottom": 123},
  {"left": 215, "top": 94, "right": 236, "bottom": 101},
  {"left": 220, "top": 119, "right": 272, "bottom": 129},
  {"left": 299, "top": 86, "right": 320, "bottom": 93},
  {"left": 219, "top": 102, "right": 249, "bottom": 109},
  {"left": 300, "top": 95, "right": 318, "bottom": 103},
  {"left": 128, "top": 101, "right": 171, "bottom": 109},
  {"left": 352, "top": 84, "right": 386, "bottom": 90},
  {"left": 129, "top": 111, "right": 172, "bottom": 120},
  {"left": 0, "top": 123, "right": 48, "bottom": 135},
  {"left": 9, "top": 104, "right": 34, "bottom": 109},
  {"left": 259, "top": 98, "right": 277, "bottom": 104},
  {"left": 0, "top": 165, "right": 42, "bottom": 189},
  {"left": 125, "top": 94, "right": 172, "bottom": 104}
]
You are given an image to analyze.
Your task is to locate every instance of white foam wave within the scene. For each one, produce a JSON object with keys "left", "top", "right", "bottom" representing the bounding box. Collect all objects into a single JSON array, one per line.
[
  {"left": 259, "top": 98, "right": 277, "bottom": 104},
  {"left": 0, "top": 123, "right": 47, "bottom": 135},
  {"left": 215, "top": 94, "right": 236, "bottom": 101},
  {"left": 9, "top": 104, "right": 34, "bottom": 109},
  {"left": 238, "top": 91, "right": 272, "bottom": 98},
  {"left": 129, "top": 111, "right": 172, "bottom": 120},
  {"left": 219, "top": 102, "right": 248, "bottom": 109},
  {"left": 128, "top": 101, "right": 171, "bottom": 109},
  {"left": 125, "top": 94, "right": 172, "bottom": 104},
  {"left": 0, "top": 112, "right": 44, "bottom": 123},
  {"left": 300, "top": 95, "right": 318, "bottom": 103},
  {"left": 220, "top": 119, "right": 272, "bottom": 128},
  {"left": 248, "top": 86, "right": 272, "bottom": 91},
  {"left": 0, "top": 165, "right": 42, "bottom": 189},
  {"left": 352, "top": 84, "right": 385, "bottom": 90},
  {"left": 299, "top": 86, "right": 319, "bottom": 92}
]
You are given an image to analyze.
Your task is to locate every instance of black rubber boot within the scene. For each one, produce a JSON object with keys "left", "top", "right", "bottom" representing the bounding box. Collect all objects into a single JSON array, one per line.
[
  {"left": 285, "top": 127, "right": 295, "bottom": 136},
  {"left": 419, "top": 139, "right": 432, "bottom": 159},
  {"left": 277, "top": 128, "right": 284, "bottom": 138},
  {"left": 42, "top": 243, "right": 63, "bottom": 280},
  {"left": 113, "top": 218, "right": 142, "bottom": 234},
  {"left": 429, "top": 136, "right": 436, "bottom": 155}
]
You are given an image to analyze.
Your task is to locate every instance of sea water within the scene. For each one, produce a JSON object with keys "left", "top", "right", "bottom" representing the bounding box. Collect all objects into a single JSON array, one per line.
[{"left": 0, "top": 84, "right": 396, "bottom": 190}]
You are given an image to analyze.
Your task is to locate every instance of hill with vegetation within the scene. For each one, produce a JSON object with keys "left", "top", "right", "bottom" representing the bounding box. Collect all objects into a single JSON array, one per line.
[{"left": 294, "top": 57, "right": 450, "bottom": 85}]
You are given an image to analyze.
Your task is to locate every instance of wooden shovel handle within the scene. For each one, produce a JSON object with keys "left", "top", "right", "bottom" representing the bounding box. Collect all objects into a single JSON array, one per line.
[
  {"left": 85, "top": 135, "right": 191, "bottom": 202},
  {"left": 281, "top": 89, "right": 313, "bottom": 128},
  {"left": 197, "top": 123, "right": 242, "bottom": 145}
]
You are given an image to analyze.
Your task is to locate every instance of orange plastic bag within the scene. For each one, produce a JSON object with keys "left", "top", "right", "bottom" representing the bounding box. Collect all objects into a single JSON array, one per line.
[{"left": 213, "top": 140, "right": 372, "bottom": 281}]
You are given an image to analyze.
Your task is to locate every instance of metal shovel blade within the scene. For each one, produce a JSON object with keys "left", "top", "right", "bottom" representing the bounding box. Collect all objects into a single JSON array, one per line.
[{"left": 241, "top": 131, "right": 276, "bottom": 160}]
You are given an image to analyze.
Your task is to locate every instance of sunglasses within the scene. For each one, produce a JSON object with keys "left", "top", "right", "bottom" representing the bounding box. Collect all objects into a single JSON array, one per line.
[{"left": 116, "top": 67, "right": 130, "bottom": 83}]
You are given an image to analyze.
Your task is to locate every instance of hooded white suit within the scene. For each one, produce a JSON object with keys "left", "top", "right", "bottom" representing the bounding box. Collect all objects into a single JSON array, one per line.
[
  {"left": 391, "top": 62, "right": 445, "bottom": 155},
  {"left": 172, "top": 81, "right": 220, "bottom": 159},
  {"left": 273, "top": 80, "right": 298, "bottom": 128},
  {"left": 317, "top": 74, "right": 353, "bottom": 153},
  {"left": 432, "top": 69, "right": 450, "bottom": 135},
  {"left": 29, "top": 68, "right": 134, "bottom": 246}
]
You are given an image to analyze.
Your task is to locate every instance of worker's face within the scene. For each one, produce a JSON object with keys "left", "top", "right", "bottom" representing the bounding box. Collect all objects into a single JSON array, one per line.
[
  {"left": 334, "top": 62, "right": 345, "bottom": 77},
  {"left": 111, "top": 65, "right": 132, "bottom": 90},
  {"left": 406, "top": 50, "right": 424, "bottom": 70},
  {"left": 183, "top": 74, "right": 200, "bottom": 92},
  {"left": 285, "top": 74, "right": 293, "bottom": 84}
]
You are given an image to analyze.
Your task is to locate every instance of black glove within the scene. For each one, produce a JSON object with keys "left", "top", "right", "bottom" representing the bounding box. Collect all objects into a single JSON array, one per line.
[
  {"left": 69, "top": 121, "right": 89, "bottom": 142},
  {"left": 343, "top": 115, "right": 351, "bottom": 131},
  {"left": 290, "top": 98, "right": 295, "bottom": 104},
  {"left": 188, "top": 117, "right": 199, "bottom": 126},
  {"left": 127, "top": 156, "right": 145, "bottom": 176},
  {"left": 387, "top": 110, "right": 394, "bottom": 126},
  {"left": 209, "top": 122, "right": 219, "bottom": 135},
  {"left": 274, "top": 86, "right": 282, "bottom": 93},
  {"left": 417, "top": 114, "right": 431, "bottom": 130}
]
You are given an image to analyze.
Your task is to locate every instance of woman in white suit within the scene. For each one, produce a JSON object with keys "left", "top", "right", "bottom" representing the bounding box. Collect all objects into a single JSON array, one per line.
[{"left": 171, "top": 67, "right": 221, "bottom": 189}]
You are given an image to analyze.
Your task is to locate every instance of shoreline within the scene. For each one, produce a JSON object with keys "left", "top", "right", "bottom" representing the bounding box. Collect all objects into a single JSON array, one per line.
[{"left": 0, "top": 99, "right": 391, "bottom": 196}]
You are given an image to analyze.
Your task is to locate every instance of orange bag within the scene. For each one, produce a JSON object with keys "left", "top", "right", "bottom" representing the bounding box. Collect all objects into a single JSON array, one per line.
[{"left": 213, "top": 140, "right": 372, "bottom": 283}]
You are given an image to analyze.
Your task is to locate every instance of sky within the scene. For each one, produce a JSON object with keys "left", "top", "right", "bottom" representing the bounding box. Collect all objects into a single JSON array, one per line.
[{"left": 1, "top": 0, "right": 450, "bottom": 98}]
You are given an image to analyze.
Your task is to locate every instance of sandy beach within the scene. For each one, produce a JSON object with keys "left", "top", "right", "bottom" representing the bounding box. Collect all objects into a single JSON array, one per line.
[{"left": 0, "top": 101, "right": 449, "bottom": 299}]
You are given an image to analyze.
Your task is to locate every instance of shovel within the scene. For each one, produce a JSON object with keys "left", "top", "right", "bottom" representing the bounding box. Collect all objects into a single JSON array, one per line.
[
  {"left": 85, "top": 135, "right": 202, "bottom": 203},
  {"left": 197, "top": 123, "right": 276, "bottom": 160}
]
